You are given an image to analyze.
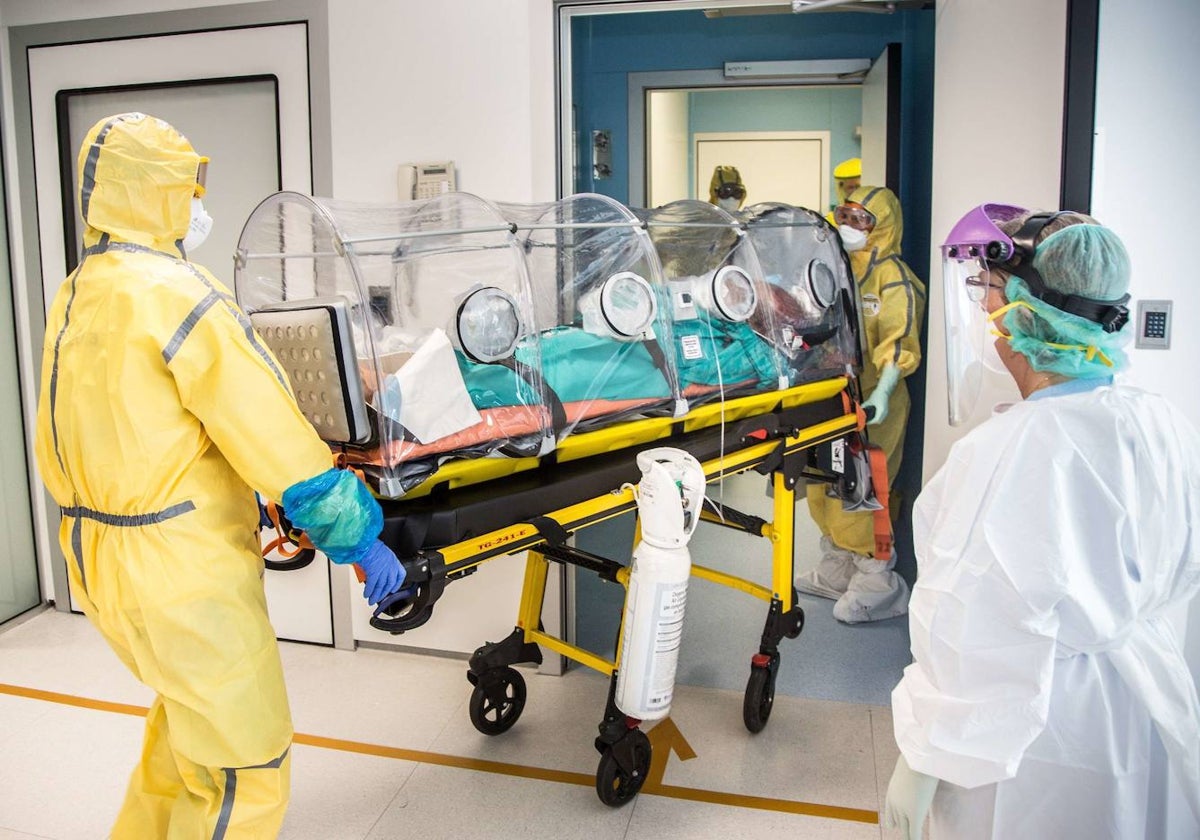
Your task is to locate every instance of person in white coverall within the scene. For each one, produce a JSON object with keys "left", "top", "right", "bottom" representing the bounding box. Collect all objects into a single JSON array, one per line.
[{"left": 886, "top": 205, "right": 1200, "bottom": 838}]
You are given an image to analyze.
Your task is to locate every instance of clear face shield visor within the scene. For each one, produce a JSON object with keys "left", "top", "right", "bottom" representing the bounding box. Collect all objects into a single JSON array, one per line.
[{"left": 940, "top": 203, "right": 1028, "bottom": 425}]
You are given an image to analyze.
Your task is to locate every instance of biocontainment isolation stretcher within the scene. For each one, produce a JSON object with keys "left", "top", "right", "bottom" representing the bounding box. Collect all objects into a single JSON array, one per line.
[{"left": 236, "top": 190, "right": 889, "bottom": 806}]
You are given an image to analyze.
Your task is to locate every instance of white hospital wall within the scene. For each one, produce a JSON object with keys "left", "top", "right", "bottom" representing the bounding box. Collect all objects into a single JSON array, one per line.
[
  {"left": 1091, "top": 0, "right": 1200, "bottom": 689},
  {"left": 922, "top": 0, "right": 1067, "bottom": 476},
  {"left": 325, "top": 0, "right": 556, "bottom": 203}
]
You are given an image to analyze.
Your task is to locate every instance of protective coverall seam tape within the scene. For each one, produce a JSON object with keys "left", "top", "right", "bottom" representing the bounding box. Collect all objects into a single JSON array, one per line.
[
  {"left": 62, "top": 500, "right": 196, "bottom": 526},
  {"left": 162, "top": 291, "right": 223, "bottom": 363},
  {"left": 213, "top": 768, "right": 236, "bottom": 840},
  {"left": 70, "top": 515, "right": 85, "bottom": 590},
  {"left": 213, "top": 296, "right": 291, "bottom": 393},
  {"left": 892, "top": 279, "right": 915, "bottom": 365},
  {"left": 79, "top": 117, "right": 123, "bottom": 223},
  {"left": 103, "top": 238, "right": 290, "bottom": 392}
]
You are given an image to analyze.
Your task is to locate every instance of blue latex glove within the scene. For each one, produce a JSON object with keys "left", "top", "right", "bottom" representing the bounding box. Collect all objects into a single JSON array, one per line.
[
  {"left": 862, "top": 363, "right": 901, "bottom": 426},
  {"left": 357, "top": 540, "right": 405, "bottom": 606},
  {"left": 884, "top": 754, "right": 939, "bottom": 840}
]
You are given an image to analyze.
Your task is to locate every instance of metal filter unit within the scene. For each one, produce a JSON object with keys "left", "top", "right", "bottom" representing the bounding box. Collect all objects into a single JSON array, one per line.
[{"left": 250, "top": 297, "right": 372, "bottom": 445}]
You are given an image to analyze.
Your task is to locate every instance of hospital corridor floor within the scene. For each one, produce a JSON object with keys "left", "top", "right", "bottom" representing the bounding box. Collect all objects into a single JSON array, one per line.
[{"left": 0, "top": 609, "right": 910, "bottom": 840}]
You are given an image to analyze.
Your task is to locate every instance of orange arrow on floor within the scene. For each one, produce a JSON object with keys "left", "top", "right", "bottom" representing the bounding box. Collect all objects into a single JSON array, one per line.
[{"left": 642, "top": 715, "right": 697, "bottom": 788}]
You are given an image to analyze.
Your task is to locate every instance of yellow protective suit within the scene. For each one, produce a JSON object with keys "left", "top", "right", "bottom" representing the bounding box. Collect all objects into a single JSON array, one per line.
[
  {"left": 807, "top": 186, "right": 925, "bottom": 556},
  {"left": 34, "top": 113, "right": 333, "bottom": 838}
]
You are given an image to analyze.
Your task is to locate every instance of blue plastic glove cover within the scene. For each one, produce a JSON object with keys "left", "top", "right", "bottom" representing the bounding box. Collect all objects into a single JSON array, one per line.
[
  {"left": 281, "top": 468, "right": 382, "bottom": 565},
  {"left": 358, "top": 540, "right": 406, "bottom": 606}
]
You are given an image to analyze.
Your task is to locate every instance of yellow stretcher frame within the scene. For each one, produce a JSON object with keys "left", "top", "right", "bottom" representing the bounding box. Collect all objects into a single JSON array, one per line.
[{"left": 368, "top": 378, "right": 864, "bottom": 807}]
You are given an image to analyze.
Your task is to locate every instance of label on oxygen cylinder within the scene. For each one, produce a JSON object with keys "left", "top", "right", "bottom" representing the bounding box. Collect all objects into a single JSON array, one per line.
[{"left": 619, "top": 573, "right": 688, "bottom": 717}]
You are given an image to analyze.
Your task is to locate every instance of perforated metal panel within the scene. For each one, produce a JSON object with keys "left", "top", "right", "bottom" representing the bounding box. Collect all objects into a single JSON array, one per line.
[{"left": 250, "top": 297, "right": 371, "bottom": 444}]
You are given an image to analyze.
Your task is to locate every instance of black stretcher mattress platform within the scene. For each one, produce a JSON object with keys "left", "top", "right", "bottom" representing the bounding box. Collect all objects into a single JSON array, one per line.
[{"left": 378, "top": 394, "right": 846, "bottom": 555}]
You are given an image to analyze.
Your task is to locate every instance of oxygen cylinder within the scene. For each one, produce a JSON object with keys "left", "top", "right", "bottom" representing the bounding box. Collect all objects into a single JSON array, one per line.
[{"left": 614, "top": 447, "right": 706, "bottom": 721}]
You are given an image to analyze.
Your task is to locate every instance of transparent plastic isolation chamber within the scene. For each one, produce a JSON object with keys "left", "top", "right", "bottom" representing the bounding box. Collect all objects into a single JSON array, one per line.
[{"left": 234, "top": 191, "right": 862, "bottom": 498}]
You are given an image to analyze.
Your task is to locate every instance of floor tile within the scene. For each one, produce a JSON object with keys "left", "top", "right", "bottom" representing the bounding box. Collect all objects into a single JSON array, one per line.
[
  {"left": 0, "top": 829, "right": 60, "bottom": 840},
  {"left": 0, "top": 695, "right": 51, "bottom": 751},
  {"left": 0, "top": 702, "right": 142, "bottom": 840},
  {"left": 366, "top": 763, "right": 634, "bottom": 840},
  {"left": 280, "top": 744, "right": 417, "bottom": 840},
  {"left": 625, "top": 793, "right": 880, "bottom": 840},
  {"left": 654, "top": 682, "right": 880, "bottom": 813},
  {"left": 0, "top": 610, "right": 151, "bottom": 706},
  {"left": 280, "top": 641, "right": 470, "bottom": 752}
]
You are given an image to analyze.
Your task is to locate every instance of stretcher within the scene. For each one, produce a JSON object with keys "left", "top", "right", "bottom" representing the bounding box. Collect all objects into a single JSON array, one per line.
[
  {"left": 236, "top": 191, "right": 883, "bottom": 806},
  {"left": 369, "top": 378, "right": 868, "bottom": 805}
]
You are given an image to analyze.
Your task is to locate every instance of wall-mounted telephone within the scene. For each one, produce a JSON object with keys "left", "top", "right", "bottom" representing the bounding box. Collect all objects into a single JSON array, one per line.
[{"left": 398, "top": 161, "right": 456, "bottom": 200}]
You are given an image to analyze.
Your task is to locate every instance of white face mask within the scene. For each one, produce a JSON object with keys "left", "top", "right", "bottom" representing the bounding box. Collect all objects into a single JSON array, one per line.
[
  {"left": 838, "top": 224, "right": 868, "bottom": 252},
  {"left": 717, "top": 197, "right": 741, "bottom": 213},
  {"left": 182, "top": 196, "right": 213, "bottom": 253},
  {"left": 983, "top": 334, "right": 1009, "bottom": 374}
]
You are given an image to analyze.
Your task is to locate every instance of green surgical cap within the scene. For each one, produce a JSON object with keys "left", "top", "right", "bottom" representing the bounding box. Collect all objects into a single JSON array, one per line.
[
  {"left": 1031, "top": 223, "right": 1131, "bottom": 301},
  {"left": 1002, "top": 223, "right": 1133, "bottom": 378}
]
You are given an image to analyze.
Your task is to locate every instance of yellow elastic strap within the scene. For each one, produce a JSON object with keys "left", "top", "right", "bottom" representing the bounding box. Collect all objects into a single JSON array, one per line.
[
  {"left": 1044, "top": 341, "right": 1115, "bottom": 367},
  {"left": 986, "top": 300, "right": 1114, "bottom": 366}
]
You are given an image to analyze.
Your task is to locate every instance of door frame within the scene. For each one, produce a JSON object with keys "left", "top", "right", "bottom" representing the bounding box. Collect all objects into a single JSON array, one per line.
[{"left": 4, "top": 0, "right": 338, "bottom": 639}]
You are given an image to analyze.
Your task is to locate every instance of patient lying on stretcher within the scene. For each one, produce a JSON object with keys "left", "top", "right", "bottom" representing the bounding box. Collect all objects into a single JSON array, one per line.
[{"left": 346, "top": 309, "right": 786, "bottom": 470}]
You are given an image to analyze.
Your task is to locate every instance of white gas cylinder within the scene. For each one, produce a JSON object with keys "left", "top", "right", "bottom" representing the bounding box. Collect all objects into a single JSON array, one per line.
[{"left": 614, "top": 447, "right": 706, "bottom": 720}]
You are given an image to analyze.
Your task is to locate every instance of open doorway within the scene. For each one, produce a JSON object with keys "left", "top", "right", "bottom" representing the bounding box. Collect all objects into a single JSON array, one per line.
[
  {"left": 556, "top": 0, "right": 935, "bottom": 707},
  {"left": 635, "top": 47, "right": 901, "bottom": 214}
]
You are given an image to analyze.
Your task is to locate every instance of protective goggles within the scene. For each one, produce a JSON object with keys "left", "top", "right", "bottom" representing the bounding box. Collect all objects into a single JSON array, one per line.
[
  {"left": 833, "top": 202, "right": 875, "bottom": 231},
  {"left": 714, "top": 182, "right": 746, "bottom": 200},
  {"left": 195, "top": 157, "right": 209, "bottom": 197}
]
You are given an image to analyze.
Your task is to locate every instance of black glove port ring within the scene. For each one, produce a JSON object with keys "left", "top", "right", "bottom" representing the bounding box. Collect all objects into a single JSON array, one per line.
[
  {"left": 264, "top": 548, "right": 317, "bottom": 572},
  {"left": 369, "top": 580, "right": 436, "bottom": 633}
]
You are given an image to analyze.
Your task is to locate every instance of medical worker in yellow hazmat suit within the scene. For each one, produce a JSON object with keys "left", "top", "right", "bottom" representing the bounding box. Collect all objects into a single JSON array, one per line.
[
  {"left": 825, "top": 157, "right": 862, "bottom": 225},
  {"left": 798, "top": 186, "right": 925, "bottom": 623},
  {"left": 34, "top": 113, "right": 404, "bottom": 839},
  {"left": 709, "top": 164, "right": 747, "bottom": 213}
]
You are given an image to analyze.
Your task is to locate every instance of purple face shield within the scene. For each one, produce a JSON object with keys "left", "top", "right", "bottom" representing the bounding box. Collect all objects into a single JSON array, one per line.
[
  {"left": 939, "top": 203, "right": 1029, "bottom": 426},
  {"left": 941, "top": 203, "right": 1028, "bottom": 262}
]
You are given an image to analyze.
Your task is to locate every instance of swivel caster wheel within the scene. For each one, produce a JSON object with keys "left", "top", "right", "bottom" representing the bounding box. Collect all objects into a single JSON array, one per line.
[
  {"left": 468, "top": 666, "right": 526, "bottom": 736},
  {"left": 743, "top": 652, "right": 779, "bottom": 734},
  {"left": 595, "top": 729, "right": 652, "bottom": 806}
]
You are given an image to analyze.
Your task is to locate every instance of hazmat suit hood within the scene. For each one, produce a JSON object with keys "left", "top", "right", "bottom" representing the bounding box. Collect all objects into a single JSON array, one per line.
[
  {"left": 76, "top": 112, "right": 205, "bottom": 253},
  {"left": 845, "top": 185, "right": 903, "bottom": 273}
]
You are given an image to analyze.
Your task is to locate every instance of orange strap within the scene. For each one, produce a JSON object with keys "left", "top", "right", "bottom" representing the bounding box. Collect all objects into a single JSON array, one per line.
[
  {"left": 262, "top": 500, "right": 316, "bottom": 558},
  {"left": 866, "top": 444, "right": 893, "bottom": 560}
]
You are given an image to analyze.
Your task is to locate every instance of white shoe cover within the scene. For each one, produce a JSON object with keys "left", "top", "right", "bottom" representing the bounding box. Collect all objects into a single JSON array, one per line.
[
  {"left": 832, "top": 552, "right": 910, "bottom": 624},
  {"left": 796, "top": 536, "right": 855, "bottom": 600}
]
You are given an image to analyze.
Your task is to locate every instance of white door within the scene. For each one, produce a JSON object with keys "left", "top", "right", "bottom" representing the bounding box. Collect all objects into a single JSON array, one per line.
[
  {"left": 694, "top": 130, "right": 831, "bottom": 211},
  {"left": 28, "top": 24, "right": 332, "bottom": 644}
]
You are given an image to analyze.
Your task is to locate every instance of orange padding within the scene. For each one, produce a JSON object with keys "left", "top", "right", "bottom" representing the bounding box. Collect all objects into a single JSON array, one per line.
[
  {"left": 342, "top": 380, "right": 763, "bottom": 469},
  {"left": 867, "top": 444, "right": 893, "bottom": 560}
]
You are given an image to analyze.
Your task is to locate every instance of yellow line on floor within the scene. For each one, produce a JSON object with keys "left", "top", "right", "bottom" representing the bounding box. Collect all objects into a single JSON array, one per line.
[{"left": 0, "top": 682, "right": 878, "bottom": 824}]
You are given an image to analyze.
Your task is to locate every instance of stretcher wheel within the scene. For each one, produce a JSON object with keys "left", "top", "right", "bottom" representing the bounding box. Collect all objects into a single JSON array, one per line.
[
  {"left": 595, "top": 729, "right": 651, "bottom": 806},
  {"left": 743, "top": 655, "right": 778, "bottom": 734},
  {"left": 468, "top": 667, "right": 526, "bottom": 735}
]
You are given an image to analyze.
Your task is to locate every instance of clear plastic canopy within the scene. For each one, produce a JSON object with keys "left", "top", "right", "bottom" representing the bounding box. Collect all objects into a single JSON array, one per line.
[
  {"left": 739, "top": 202, "right": 863, "bottom": 385},
  {"left": 234, "top": 191, "right": 863, "bottom": 499},
  {"left": 234, "top": 191, "right": 548, "bottom": 497},
  {"left": 634, "top": 200, "right": 786, "bottom": 405},
  {"left": 497, "top": 194, "right": 683, "bottom": 436}
]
